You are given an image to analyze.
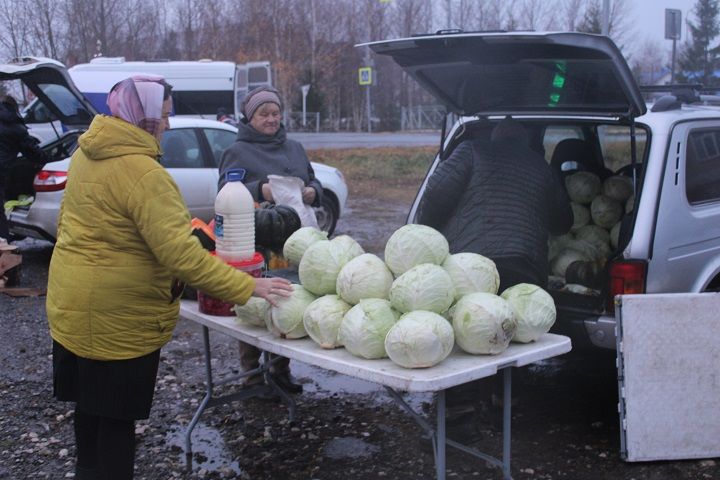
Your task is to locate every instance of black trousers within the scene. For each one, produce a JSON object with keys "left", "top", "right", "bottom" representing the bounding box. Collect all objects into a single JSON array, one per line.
[
  {"left": 74, "top": 408, "right": 135, "bottom": 480},
  {"left": 53, "top": 341, "right": 161, "bottom": 480}
]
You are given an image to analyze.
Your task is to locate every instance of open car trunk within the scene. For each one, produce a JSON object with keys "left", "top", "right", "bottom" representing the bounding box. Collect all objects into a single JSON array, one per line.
[{"left": 406, "top": 114, "right": 646, "bottom": 347}]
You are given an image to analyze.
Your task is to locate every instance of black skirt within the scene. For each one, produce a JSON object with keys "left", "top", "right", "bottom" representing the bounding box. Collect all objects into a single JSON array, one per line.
[{"left": 52, "top": 340, "right": 161, "bottom": 420}]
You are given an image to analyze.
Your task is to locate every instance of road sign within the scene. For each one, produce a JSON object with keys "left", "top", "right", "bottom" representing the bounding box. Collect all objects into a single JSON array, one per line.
[
  {"left": 358, "top": 67, "right": 372, "bottom": 86},
  {"left": 665, "top": 9, "right": 681, "bottom": 40}
]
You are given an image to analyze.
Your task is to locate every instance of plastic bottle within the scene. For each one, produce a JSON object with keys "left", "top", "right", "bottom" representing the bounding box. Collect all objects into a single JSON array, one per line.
[{"left": 214, "top": 168, "right": 255, "bottom": 262}]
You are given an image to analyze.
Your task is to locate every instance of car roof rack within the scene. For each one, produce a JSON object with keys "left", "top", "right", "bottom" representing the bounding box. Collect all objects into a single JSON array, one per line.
[{"left": 638, "top": 84, "right": 720, "bottom": 112}]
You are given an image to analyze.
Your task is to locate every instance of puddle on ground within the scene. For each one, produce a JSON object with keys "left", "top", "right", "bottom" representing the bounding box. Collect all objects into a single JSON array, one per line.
[
  {"left": 165, "top": 423, "right": 242, "bottom": 475},
  {"left": 322, "top": 436, "right": 380, "bottom": 459}
]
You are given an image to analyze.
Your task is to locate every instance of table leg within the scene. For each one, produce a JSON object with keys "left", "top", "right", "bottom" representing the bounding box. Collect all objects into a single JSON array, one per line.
[
  {"left": 185, "top": 325, "right": 214, "bottom": 466},
  {"left": 502, "top": 367, "right": 512, "bottom": 480},
  {"left": 436, "top": 389, "right": 446, "bottom": 480},
  {"left": 262, "top": 351, "right": 297, "bottom": 422}
]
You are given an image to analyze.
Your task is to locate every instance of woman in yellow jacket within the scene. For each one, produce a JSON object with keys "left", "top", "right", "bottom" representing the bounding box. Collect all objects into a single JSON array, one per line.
[{"left": 46, "top": 75, "right": 292, "bottom": 480}]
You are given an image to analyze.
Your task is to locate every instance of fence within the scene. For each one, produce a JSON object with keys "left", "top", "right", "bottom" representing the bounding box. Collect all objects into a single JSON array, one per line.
[
  {"left": 284, "top": 111, "right": 320, "bottom": 132},
  {"left": 401, "top": 105, "right": 446, "bottom": 130}
]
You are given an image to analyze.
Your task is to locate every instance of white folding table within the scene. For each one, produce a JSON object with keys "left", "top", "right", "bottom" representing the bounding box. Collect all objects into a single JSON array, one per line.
[{"left": 179, "top": 299, "right": 571, "bottom": 480}]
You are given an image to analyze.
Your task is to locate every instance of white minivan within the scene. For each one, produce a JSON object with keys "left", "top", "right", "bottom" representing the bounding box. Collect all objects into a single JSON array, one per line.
[{"left": 23, "top": 57, "right": 272, "bottom": 144}]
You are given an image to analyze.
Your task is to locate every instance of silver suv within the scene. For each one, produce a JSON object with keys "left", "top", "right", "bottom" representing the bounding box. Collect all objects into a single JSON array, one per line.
[{"left": 368, "top": 31, "right": 720, "bottom": 349}]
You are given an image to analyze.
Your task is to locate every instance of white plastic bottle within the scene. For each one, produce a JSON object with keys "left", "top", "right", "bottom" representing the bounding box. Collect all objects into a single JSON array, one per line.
[{"left": 214, "top": 169, "right": 255, "bottom": 262}]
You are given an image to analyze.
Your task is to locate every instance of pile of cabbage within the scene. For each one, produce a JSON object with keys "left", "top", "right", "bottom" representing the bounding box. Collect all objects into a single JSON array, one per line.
[
  {"left": 233, "top": 225, "right": 558, "bottom": 370},
  {"left": 549, "top": 172, "right": 634, "bottom": 292}
]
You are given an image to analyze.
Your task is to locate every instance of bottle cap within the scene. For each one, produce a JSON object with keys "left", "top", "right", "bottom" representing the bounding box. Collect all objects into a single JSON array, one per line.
[{"left": 225, "top": 168, "right": 246, "bottom": 182}]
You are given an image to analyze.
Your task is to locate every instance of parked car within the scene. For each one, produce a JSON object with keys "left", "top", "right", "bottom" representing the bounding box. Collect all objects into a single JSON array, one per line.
[
  {"left": 1, "top": 57, "right": 347, "bottom": 241},
  {"left": 367, "top": 31, "right": 720, "bottom": 350}
]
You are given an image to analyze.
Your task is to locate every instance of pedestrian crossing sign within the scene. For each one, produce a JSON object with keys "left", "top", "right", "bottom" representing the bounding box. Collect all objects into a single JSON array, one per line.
[{"left": 358, "top": 67, "right": 372, "bottom": 85}]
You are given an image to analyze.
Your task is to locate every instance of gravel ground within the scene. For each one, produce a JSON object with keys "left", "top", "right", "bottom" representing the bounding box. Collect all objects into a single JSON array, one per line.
[{"left": 2, "top": 188, "right": 719, "bottom": 480}]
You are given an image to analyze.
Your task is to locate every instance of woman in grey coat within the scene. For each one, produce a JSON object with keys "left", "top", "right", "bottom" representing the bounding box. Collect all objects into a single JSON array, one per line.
[
  {"left": 218, "top": 86, "right": 322, "bottom": 205},
  {"left": 218, "top": 86, "right": 321, "bottom": 394}
]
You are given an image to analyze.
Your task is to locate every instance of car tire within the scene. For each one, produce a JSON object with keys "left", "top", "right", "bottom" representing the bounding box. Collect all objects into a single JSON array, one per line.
[{"left": 314, "top": 193, "right": 339, "bottom": 236}]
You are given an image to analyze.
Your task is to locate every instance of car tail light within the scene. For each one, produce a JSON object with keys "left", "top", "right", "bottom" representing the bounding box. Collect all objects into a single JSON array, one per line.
[
  {"left": 34, "top": 170, "right": 68, "bottom": 192},
  {"left": 607, "top": 260, "right": 647, "bottom": 312}
]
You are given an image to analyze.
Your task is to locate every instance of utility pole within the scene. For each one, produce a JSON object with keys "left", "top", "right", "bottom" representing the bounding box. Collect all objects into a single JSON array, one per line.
[
  {"left": 665, "top": 9, "right": 682, "bottom": 83},
  {"left": 365, "top": 49, "right": 372, "bottom": 133},
  {"left": 602, "top": 0, "right": 610, "bottom": 35},
  {"left": 446, "top": 0, "right": 452, "bottom": 29}
]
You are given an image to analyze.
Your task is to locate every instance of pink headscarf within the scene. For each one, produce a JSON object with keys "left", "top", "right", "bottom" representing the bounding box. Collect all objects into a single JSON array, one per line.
[{"left": 107, "top": 75, "right": 170, "bottom": 137}]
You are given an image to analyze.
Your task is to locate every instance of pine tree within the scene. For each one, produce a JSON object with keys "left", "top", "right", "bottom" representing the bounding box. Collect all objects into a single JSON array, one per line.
[{"left": 679, "top": 0, "right": 720, "bottom": 87}]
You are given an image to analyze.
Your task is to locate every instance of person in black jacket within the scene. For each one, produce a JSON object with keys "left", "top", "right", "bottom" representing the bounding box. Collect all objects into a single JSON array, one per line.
[
  {"left": 0, "top": 95, "right": 48, "bottom": 239},
  {"left": 416, "top": 116, "right": 573, "bottom": 291},
  {"left": 417, "top": 116, "right": 573, "bottom": 438}
]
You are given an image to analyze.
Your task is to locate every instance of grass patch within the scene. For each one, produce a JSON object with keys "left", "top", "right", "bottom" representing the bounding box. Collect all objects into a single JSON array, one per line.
[
  {"left": 308, "top": 146, "right": 436, "bottom": 201},
  {"left": 308, "top": 147, "right": 436, "bottom": 183}
]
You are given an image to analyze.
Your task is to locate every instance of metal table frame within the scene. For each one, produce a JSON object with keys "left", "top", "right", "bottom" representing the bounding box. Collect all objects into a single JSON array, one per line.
[{"left": 179, "top": 300, "right": 570, "bottom": 480}]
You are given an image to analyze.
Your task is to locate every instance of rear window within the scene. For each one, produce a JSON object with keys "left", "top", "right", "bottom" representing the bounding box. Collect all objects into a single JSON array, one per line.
[
  {"left": 172, "top": 90, "right": 233, "bottom": 116},
  {"left": 423, "top": 59, "right": 631, "bottom": 115}
]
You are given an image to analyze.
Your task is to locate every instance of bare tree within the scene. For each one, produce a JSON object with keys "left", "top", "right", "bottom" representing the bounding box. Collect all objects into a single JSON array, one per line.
[
  {"left": 0, "top": 0, "right": 32, "bottom": 59},
  {"left": 561, "top": 0, "right": 585, "bottom": 31},
  {"left": 26, "top": 0, "right": 63, "bottom": 59},
  {"left": 631, "top": 38, "right": 669, "bottom": 85},
  {"left": 519, "top": 0, "right": 555, "bottom": 31},
  {"left": 576, "top": 0, "right": 634, "bottom": 49}
]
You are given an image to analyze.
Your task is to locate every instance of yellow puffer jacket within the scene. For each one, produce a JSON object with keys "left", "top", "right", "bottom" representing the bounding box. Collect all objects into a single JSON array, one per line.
[{"left": 47, "top": 115, "right": 255, "bottom": 360}]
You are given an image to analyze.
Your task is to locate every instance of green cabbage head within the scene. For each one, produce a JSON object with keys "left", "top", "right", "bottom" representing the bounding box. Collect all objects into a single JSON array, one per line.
[
  {"left": 603, "top": 175, "right": 633, "bottom": 202},
  {"left": 385, "top": 311, "right": 455, "bottom": 368},
  {"left": 500, "top": 283, "right": 556, "bottom": 343},
  {"left": 233, "top": 297, "right": 270, "bottom": 328},
  {"left": 550, "top": 248, "right": 592, "bottom": 277},
  {"left": 389, "top": 263, "right": 455, "bottom": 314},
  {"left": 565, "top": 171, "right": 601, "bottom": 204},
  {"left": 443, "top": 252, "right": 499, "bottom": 299},
  {"left": 331, "top": 235, "right": 365, "bottom": 260},
  {"left": 570, "top": 202, "right": 590, "bottom": 231},
  {"left": 268, "top": 284, "right": 316, "bottom": 338},
  {"left": 283, "top": 227, "right": 328, "bottom": 266},
  {"left": 590, "top": 195, "right": 623, "bottom": 229},
  {"left": 336, "top": 253, "right": 394, "bottom": 304},
  {"left": 299, "top": 240, "right": 353, "bottom": 295},
  {"left": 303, "top": 294, "right": 352, "bottom": 349},
  {"left": 452, "top": 292, "right": 516, "bottom": 355},
  {"left": 384, "top": 224, "right": 449, "bottom": 276},
  {"left": 338, "top": 299, "right": 400, "bottom": 359}
]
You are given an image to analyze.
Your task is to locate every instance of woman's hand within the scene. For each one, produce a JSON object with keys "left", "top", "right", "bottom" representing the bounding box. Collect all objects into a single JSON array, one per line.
[
  {"left": 302, "top": 187, "right": 316, "bottom": 204},
  {"left": 261, "top": 183, "right": 274, "bottom": 202},
  {"left": 252, "top": 277, "right": 293, "bottom": 307}
]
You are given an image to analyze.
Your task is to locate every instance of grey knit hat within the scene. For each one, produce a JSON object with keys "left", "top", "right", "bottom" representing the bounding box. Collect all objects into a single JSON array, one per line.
[{"left": 241, "top": 86, "right": 283, "bottom": 120}]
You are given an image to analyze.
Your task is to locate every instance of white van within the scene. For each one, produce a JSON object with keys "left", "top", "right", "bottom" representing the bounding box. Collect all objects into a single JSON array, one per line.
[
  {"left": 70, "top": 57, "right": 272, "bottom": 118},
  {"left": 22, "top": 57, "right": 272, "bottom": 143}
]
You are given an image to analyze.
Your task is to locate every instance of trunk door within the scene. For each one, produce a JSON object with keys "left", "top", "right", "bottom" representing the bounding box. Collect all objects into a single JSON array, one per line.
[
  {"left": 0, "top": 57, "right": 97, "bottom": 130},
  {"left": 363, "top": 31, "right": 646, "bottom": 119}
]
